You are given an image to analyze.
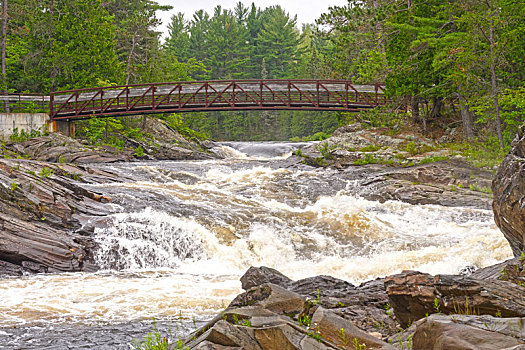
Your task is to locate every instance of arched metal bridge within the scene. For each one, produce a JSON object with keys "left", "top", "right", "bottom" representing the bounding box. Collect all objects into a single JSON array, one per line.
[{"left": 0, "top": 80, "right": 388, "bottom": 120}]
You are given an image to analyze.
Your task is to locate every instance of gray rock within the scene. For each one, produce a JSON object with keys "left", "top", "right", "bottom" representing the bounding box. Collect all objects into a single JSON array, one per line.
[
  {"left": 240, "top": 266, "right": 293, "bottom": 290},
  {"left": 384, "top": 270, "right": 525, "bottom": 328},
  {"left": 493, "top": 124, "right": 525, "bottom": 257},
  {"left": 411, "top": 314, "right": 525, "bottom": 350}
]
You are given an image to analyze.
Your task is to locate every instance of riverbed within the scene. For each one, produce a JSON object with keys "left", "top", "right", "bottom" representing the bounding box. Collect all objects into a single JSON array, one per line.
[{"left": 0, "top": 142, "right": 512, "bottom": 349}]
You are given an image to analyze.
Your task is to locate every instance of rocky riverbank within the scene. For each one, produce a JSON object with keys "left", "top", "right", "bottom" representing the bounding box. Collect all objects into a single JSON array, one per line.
[
  {"left": 1, "top": 117, "right": 218, "bottom": 163},
  {"left": 0, "top": 117, "right": 223, "bottom": 275},
  {"left": 178, "top": 263, "right": 525, "bottom": 349}
]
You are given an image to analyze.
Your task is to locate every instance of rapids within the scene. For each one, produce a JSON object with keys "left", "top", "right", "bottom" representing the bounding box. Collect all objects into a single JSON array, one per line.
[{"left": 0, "top": 142, "right": 513, "bottom": 349}]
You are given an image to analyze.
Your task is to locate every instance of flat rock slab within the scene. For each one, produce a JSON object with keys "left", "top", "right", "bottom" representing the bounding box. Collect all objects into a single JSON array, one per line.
[{"left": 385, "top": 270, "right": 525, "bottom": 328}]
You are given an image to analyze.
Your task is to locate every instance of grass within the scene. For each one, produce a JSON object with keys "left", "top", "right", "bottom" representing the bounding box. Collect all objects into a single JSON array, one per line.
[
  {"left": 10, "top": 179, "right": 18, "bottom": 192},
  {"left": 359, "top": 144, "right": 381, "bottom": 152},
  {"left": 469, "top": 183, "right": 492, "bottom": 194},
  {"left": 132, "top": 320, "right": 188, "bottom": 350},
  {"left": 445, "top": 138, "right": 508, "bottom": 169},
  {"left": 419, "top": 155, "right": 449, "bottom": 164},
  {"left": 353, "top": 153, "right": 379, "bottom": 165}
]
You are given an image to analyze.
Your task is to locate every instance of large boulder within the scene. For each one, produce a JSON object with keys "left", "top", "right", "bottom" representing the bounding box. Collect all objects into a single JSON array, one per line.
[
  {"left": 411, "top": 314, "right": 525, "bottom": 350},
  {"left": 493, "top": 124, "right": 525, "bottom": 257},
  {"left": 240, "top": 266, "right": 292, "bottom": 290},
  {"left": 384, "top": 270, "right": 525, "bottom": 327},
  {"left": 185, "top": 274, "right": 396, "bottom": 350},
  {"left": 236, "top": 267, "right": 397, "bottom": 336}
]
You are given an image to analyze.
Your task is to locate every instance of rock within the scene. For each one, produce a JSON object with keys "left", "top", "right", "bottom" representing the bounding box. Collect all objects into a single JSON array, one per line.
[
  {"left": 310, "top": 307, "right": 395, "bottom": 350},
  {"left": 186, "top": 320, "right": 258, "bottom": 349},
  {"left": 240, "top": 266, "right": 293, "bottom": 290},
  {"left": 359, "top": 159, "right": 494, "bottom": 209},
  {"left": 229, "top": 283, "right": 305, "bottom": 317},
  {"left": 471, "top": 257, "right": 525, "bottom": 286},
  {"left": 289, "top": 275, "right": 355, "bottom": 299},
  {"left": 411, "top": 314, "right": 525, "bottom": 350},
  {"left": 493, "top": 124, "right": 525, "bottom": 257},
  {"left": 191, "top": 341, "right": 241, "bottom": 350},
  {"left": 3, "top": 133, "right": 132, "bottom": 163},
  {"left": 0, "top": 158, "right": 117, "bottom": 274},
  {"left": 332, "top": 123, "right": 363, "bottom": 136},
  {"left": 384, "top": 270, "right": 525, "bottom": 328},
  {"left": 238, "top": 270, "right": 397, "bottom": 337}
]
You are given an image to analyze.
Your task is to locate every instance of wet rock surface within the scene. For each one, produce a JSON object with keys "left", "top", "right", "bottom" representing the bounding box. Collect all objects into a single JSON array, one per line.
[
  {"left": 0, "top": 158, "right": 119, "bottom": 275},
  {"left": 493, "top": 124, "right": 525, "bottom": 257}
]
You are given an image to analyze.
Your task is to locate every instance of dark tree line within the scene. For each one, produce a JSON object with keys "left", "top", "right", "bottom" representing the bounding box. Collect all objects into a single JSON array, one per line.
[{"left": 0, "top": 0, "right": 523, "bottom": 144}]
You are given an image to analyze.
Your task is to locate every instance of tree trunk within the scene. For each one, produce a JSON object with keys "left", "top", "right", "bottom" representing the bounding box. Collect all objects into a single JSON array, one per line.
[
  {"left": 430, "top": 97, "right": 443, "bottom": 120},
  {"left": 1, "top": 0, "right": 9, "bottom": 113},
  {"left": 459, "top": 97, "right": 474, "bottom": 140},
  {"left": 126, "top": 35, "right": 137, "bottom": 85},
  {"left": 488, "top": 15, "right": 504, "bottom": 148},
  {"left": 410, "top": 95, "right": 420, "bottom": 123},
  {"left": 49, "top": 0, "right": 55, "bottom": 93}
]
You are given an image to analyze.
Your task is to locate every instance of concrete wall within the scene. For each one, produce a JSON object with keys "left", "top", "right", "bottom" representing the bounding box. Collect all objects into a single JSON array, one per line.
[{"left": 0, "top": 113, "right": 50, "bottom": 138}]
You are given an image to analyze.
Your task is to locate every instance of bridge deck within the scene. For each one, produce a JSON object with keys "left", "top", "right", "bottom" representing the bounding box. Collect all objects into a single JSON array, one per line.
[
  {"left": 0, "top": 80, "right": 388, "bottom": 119},
  {"left": 49, "top": 80, "right": 387, "bottom": 120}
]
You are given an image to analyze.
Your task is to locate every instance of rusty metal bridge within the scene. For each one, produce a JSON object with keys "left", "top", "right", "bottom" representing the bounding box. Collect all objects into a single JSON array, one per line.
[{"left": 0, "top": 80, "right": 388, "bottom": 120}]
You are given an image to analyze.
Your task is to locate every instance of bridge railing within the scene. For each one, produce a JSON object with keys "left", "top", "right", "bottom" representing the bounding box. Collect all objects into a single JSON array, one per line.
[
  {"left": 0, "top": 93, "right": 49, "bottom": 114},
  {"left": 49, "top": 80, "right": 388, "bottom": 120}
]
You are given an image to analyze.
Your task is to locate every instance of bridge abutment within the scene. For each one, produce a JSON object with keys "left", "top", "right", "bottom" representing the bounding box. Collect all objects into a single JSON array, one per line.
[
  {"left": 47, "top": 119, "right": 75, "bottom": 137},
  {"left": 0, "top": 113, "right": 75, "bottom": 138}
]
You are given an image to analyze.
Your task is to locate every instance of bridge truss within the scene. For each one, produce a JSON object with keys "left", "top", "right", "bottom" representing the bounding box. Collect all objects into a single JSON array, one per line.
[{"left": 46, "top": 80, "right": 387, "bottom": 120}]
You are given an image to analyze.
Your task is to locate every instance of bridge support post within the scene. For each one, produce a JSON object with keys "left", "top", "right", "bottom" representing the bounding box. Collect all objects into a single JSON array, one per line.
[{"left": 48, "top": 119, "right": 75, "bottom": 137}]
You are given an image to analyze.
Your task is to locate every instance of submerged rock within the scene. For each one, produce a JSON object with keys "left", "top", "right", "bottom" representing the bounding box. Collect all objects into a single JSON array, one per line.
[{"left": 493, "top": 124, "right": 525, "bottom": 257}]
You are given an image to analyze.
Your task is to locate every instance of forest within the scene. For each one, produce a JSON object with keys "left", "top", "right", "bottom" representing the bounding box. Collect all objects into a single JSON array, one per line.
[{"left": 0, "top": 0, "right": 524, "bottom": 148}]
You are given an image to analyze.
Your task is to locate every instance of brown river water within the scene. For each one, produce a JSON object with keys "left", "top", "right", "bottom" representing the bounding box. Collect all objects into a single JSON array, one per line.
[{"left": 0, "top": 142, "right": 512, "bottom": 349}]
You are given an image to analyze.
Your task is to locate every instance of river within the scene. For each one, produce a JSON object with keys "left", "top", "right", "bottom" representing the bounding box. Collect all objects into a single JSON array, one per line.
[{"left": 0, "top": 142, "right": 512, "bottom": 349}]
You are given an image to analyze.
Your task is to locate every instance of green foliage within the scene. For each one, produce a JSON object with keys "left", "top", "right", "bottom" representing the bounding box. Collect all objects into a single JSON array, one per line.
[
  {"left": 307, "top": 328, "right": 323, "bottom": 342},
  {"left": 132, "top": 320, "right": 188, "bottom": 350},
  {"left": 318, "top": 143, "right": 336, "bottom": 160},
  {"left": 39, "top": 167, "right": 54, "bottom": 178},
  {"left": 9, "top": 128, "right": 42, "bottom": 143},
  {"left": 10, "top": 179, "right": 18, "bottom": 193},
  {"left": 419, "top": 155, "right": 448, "bottom": 164},
  {"left": 298, "top": 314, "right": 312, "bottom": 328},
  {"left": 134, "top": 146, "right": 145, "bottom": 158},
  {"left": 359, "top": 144, "right": 381, "bottom": 153},
  {"left": 166, "top": 114, "right": 207, "bottom": 142},
  {"left": 469, "top": 183, "right": 492, "bottom": 194},
  {"left": 352, "top": 337, "right": 367, "bottom": 350},
  {"left": 240, "top": 319, "right": 252, "bottom": 327},
  {"left": 447, "top": 137, "right": 507, "bottom": 168},
  {"left": 353, "top": 154, "right": 379, "bottom": 166},
  {"left": 433, "top": 298, "right": 441, "bottom": 313},
  {"left": 303, "top": 132, "right": 331, "bottom": 141}
]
